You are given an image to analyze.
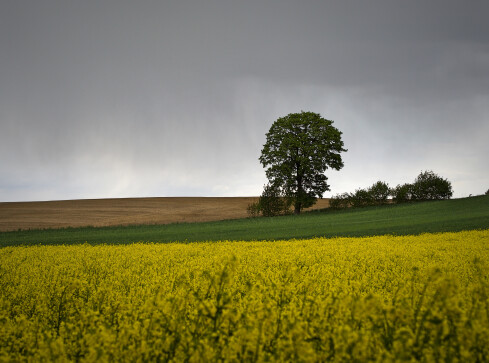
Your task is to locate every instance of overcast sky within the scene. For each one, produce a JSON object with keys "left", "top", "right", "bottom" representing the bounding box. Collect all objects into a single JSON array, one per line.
[{"left": 1, "top": 0, "right": 488, "bottom": 202}]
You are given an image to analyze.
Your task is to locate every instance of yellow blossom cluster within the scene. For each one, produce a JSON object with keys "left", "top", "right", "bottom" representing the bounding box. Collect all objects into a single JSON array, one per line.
[{"left": 1, "top": 230, "right": 488, "bottom": 361}]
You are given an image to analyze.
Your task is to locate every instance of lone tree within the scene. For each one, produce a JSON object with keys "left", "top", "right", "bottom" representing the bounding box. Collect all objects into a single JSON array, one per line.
[{"left": 259, "top": 111, "right": 347, "bottom": 214}]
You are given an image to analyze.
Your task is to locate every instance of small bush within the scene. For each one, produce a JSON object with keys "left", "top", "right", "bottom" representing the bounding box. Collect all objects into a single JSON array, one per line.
[
  {"left": 329, "top": 193, "right": 351, "bottom": 209},
  {"left": 259, "top": 184, "right": 284, "bottom": 217},
  {"left": 252, "top": 184, "right": 292, "bottom": 217},
  {"left": 246, "top": 202, "right": 261, "bottom": 218},
  {"left": 485, "top": 189, "right": 489, "bottom": 196}
]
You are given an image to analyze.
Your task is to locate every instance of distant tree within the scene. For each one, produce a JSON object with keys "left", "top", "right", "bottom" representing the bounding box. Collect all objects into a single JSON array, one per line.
[
  {"left": 259, "top": 111, "right": 347, "bottom": 214},
  {"left": 391, "top": 183, "right": 414, "bottom": 203},
  {"left": 368, "top": 181, "right": 390, "bottom": 205},
  {"left": 349, "top": 188, "right": 372, "bottom": 208},
  {"left": 485, "top": 189, "right": 489, "bottom": 196},
  {"left": 411, "top": 170, "right": 453, "bottom": 200},
  {"left": 330, "top": 181, "right": 391, "bottom": 209}
]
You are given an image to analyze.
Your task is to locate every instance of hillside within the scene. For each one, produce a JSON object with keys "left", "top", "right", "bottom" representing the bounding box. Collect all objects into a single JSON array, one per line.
[
  {"left": 1, "top": 195, "right": 487, "bottom": 247},
  {"left": 0, "top": 197, "right": 330, "bottom": 232}
]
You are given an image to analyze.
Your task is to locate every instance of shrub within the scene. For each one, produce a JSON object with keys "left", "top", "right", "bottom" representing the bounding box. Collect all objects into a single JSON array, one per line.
[
  {"left": 352, "top": 181, "right": 392, "bottom": 208},
  {"left": 246, "top": 202, "right": 261, "bottom": 218},
  {"left": 329, "top": 193, "right": 351, "bottom": 209},
  {"left": 349, "top": 188, "right": 372, "bottom": 208},
  {"left": 486, "top": 189, "right": 489, "bottom": 196},
  {"left": 391, "top": 183, "right": 414, "bottom": 203},
  {"left": 256, "top": 184, "right": 291, "bottom": 217},
  {"left": 411, "top": 170, "right": 453, "bottom": 201},
  {"left": 330, "top": 181, "right": 391, "bottom": 209},
  {"left": 328, "top": 171, "right": 453, "bottom": 209},
  {"left": 368, "top": 181, "right": 390, "bottom": 205}
]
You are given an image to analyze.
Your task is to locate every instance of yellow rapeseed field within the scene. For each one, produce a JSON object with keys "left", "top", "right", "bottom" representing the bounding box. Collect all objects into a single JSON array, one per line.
[{"left": 1, "top": 230, "right": 488, "bottom": 362}]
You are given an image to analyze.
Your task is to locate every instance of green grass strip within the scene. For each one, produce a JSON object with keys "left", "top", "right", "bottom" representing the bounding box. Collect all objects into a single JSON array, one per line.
[{"left": 1, "top": 195, "right": 488, "bottom": 247}]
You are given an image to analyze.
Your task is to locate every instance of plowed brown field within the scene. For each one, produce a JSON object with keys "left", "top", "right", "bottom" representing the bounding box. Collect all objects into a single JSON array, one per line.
[{"left": 0, "top": 197, "right": 330, "bottom": 232}]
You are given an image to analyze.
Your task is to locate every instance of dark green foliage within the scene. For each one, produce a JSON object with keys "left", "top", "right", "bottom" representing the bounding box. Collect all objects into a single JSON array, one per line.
[
  {"left": 391, "top": 183, "right": 414, "bottom": 203},
  {"left": 391, "top": 171, "right": 452, "bottom": 203},
  {"left": 368, "top": 181, "right": 390, "bottom": 205},
  {"left": 350, "top": 188, "right": 373, "bottom": 208},
  {"left": 259, "top": 111, "right": 346, "bottom": 214},
  {"left": 329, "top": 193, "right": 351, "bottom": 209},
  {"left": 246, "top": 185, "right": 292, "bottom": 217},
  {"left": 330, "top": 181, "right": 391, "bottom": 209},
  {"left": 257, "top": 184, "right": 292, "bottom": 217},
  {"left": 246, "top": 202, "right": 261, "bottom": 218},
  {"left": 2, "top": 196, "right": 488, "bottom": 247},
  {"left": 411, "top": 170, "right": 453, "bottom": 201},
  {"left": 486, "top": 189, "right": 489, "bottom": 196}
]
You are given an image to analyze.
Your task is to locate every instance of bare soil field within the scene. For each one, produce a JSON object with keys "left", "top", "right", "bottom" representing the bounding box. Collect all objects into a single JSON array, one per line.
[{"left": 0, "top": 197, "right": 330, "bottom": 232}]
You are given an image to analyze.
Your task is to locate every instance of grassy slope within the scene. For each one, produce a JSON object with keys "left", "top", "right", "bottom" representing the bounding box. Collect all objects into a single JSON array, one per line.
[{"left": 1, "top": 195, "right": 488, "bottom": 247}]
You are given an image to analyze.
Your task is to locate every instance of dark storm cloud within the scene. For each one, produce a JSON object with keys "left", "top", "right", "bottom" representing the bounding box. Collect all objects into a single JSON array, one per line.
[{"left": 1, "top": 0, "right": 488, "bottom": 201}]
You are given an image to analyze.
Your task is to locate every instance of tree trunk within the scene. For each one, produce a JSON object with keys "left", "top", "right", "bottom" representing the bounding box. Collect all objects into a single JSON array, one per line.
[
  {"left": 295, "top": 157, "right": 303, "bottom": 215},
  {"left": 295, "top": 174, "right": 303, "bottom": 215},
  {"left": 294, "top": 202, "right": 301, "bottom": 215}
]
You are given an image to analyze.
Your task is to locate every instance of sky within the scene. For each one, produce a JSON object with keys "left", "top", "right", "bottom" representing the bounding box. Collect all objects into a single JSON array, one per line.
[{"left": 1, "top": 0, "right": 488, "bottom": 202}]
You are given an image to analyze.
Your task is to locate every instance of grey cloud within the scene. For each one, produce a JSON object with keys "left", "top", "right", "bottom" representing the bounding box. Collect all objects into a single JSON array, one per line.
[{"left": 1, "top": 0, "right": 488, "bottom": 201}]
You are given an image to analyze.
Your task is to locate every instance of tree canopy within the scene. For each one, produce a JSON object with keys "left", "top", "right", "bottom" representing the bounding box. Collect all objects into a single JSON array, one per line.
[
  {"left": 411, "top": 170, "right": 453, "bottom": 201},
  {"left": 259, "top": 111, "right": 346, "bottom": 214}
]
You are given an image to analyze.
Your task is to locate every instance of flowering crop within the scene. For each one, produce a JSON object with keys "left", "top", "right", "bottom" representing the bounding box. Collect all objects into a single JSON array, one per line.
[{"left": 1, "top": 230, "right": 488, "bottom": 361}]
